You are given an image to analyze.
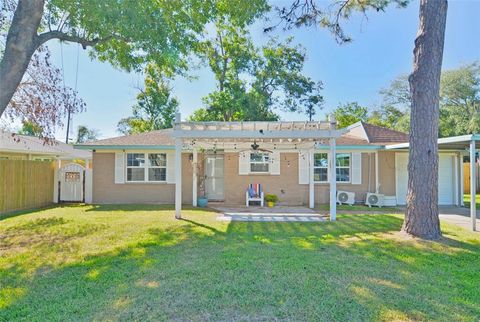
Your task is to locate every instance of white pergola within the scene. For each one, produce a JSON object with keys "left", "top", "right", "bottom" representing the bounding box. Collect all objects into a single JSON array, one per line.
[
  {"left": 387, "top": 134, "right": 480, "bottom": 231},
  {"left": 171, "top": 113, "right": 346, "bottom": 220}
]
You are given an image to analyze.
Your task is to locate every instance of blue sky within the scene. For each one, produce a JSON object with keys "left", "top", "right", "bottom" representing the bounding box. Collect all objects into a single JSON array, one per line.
[{"left": 47, "top": 0, "right": 480, "bottom": 140}]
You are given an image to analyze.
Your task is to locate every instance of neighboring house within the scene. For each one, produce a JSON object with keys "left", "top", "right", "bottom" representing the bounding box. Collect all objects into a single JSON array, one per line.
[
  {"left": 0, "top": 130, "right": 92, "bottom": 165},
  {"left": 76, "top": 118, "right": 467, "bottom": 210},
  {"left": 0, "top": 131, "right": 93, "bottom": 213}
]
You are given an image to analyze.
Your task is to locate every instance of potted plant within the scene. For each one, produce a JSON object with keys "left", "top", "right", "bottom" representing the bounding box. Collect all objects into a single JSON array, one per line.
[{"left": 265, "top": 194, "right": 278, "bottom": 208}]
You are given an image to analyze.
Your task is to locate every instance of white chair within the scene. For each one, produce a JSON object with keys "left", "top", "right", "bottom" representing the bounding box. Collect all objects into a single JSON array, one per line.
[{"left": 246, "top": 183, "right": 264, "bottom": 207}]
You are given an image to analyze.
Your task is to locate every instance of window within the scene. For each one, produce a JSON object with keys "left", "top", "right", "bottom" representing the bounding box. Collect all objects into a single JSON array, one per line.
[
  {"left": 250, "top": 152, "right": 269, "bottom": 173},
  {"left": 313, "top": 153, "right": 351, "bottom": 182},
  {"left": 335, "top": 153, "right": 350, "bottom": 182},
  {"left": 126, "top": 153, "right": 166, "bottom": 182},
  {"left": 314, "top": 153, "right": 328, "bottom": 182}
]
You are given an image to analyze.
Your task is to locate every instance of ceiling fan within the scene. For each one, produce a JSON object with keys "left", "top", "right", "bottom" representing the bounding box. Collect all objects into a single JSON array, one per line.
[{"left": 238, "top": 140, "right": 273, "bottom": 153}]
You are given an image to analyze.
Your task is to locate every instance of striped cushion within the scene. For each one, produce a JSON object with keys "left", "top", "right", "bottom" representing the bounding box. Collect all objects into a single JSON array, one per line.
[{"left": 248, "top": 183, "right": 262, "bottom": 198}]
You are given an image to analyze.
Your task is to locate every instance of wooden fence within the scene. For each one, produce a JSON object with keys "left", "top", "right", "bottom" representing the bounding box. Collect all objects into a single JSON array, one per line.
[
  {"left": 0, "top": 160, "right": 54, "bottom": 214},
  {"left": 464, "top": 162, "right": 480, "bottom": 194}
]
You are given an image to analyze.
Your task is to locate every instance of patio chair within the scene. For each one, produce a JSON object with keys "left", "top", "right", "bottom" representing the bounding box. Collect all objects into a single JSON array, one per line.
[{"left": 246, "top": 183, "right": 264, "bottom": 207}]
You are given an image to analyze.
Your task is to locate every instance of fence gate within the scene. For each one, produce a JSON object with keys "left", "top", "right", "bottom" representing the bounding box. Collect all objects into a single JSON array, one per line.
[{"left": 59, "top": 163, "right": 85, "bottom": 202}]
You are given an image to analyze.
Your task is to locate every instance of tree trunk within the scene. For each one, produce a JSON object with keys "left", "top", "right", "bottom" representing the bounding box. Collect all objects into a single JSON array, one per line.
[
  {"left": 0, "top": 0, "right": 45, "bottom": 116},
  {"left": 402, "top": 0, "right": 448, "bottom": 239}
]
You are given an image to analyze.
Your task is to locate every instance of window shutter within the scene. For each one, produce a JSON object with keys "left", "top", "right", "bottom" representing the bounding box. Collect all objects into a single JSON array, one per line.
[
  {"left": 351, "top": 152, "right": 362, "bottom": 184},
  {"left": 114, "top": 152, "right": 125, "bottom": 184},
  {"left": 166, "top": 152, "right": 176, "bottom": 183},
  {"left": 298, "top": 150, "right": 309, "bottom": 184},
  {"left": 239, "top": 152, "right": 249, "bottom": 175},
  {"left": 270, "top": 151, "right": 280, "bottom": 175}
]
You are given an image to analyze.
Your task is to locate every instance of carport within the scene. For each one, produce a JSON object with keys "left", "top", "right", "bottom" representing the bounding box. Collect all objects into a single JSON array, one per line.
[{"left": 387, "top": 134, "right": 480, "bottom": 231}]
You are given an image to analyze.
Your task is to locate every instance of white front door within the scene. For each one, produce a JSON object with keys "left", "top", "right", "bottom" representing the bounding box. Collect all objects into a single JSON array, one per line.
[
  {"left": 395, "top": 153, "right": 454, "bottom": 205},
  {"left": 205, "top": 155, "right": 224, "bottom": 200}
]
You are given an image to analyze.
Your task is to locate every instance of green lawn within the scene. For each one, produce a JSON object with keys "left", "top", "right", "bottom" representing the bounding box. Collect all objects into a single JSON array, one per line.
[
  {"left": 1, "top": 205, "right": 479, "bottom": 321},
  {"left": 464, "top": 194, "right": 480, "bottom": 208}
]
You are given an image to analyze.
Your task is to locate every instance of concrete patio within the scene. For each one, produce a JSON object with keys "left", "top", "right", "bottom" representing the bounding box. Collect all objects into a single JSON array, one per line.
[
  {"left": 211, "top": 205, "right": 328, "bottom": 222},
  {"left": 210, "top": 204, "right": 479, "bottom": 231}
]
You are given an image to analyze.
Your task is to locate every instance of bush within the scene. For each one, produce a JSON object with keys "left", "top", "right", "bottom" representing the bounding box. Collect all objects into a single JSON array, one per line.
[{"left": 265, "top": 194, "right": 278, "bottom": 203}]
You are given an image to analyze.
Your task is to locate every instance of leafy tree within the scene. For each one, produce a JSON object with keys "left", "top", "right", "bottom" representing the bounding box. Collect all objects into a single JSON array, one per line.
[
  {"left": 0, "top": 0, "right": 269, "bottom": 132},
  {"left": 76, "top": 125, "right": 99, "bottom": 143},
  {"left": 192, "top": 22, "right": 323, "bottom": 121},
  {"left": 18, "top": 120, "right": 43, "bottom": 136},
  {"left": 440, "top": 62, "right": 480, "bottom": 136},
  {"left": 332, "top": 102, "right": 369, "bottom": 128},
  {"left": 375, "top": 62, "right": 479, "bottom": 136},
  {"left": 117, "top": 64, "right": 178, "bottom": 135}
]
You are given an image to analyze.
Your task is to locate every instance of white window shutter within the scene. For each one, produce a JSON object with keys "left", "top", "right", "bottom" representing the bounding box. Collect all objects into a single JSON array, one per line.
[
  {"left": 351, "top": 152, "right": 362, "bottom": 184},
  {"left": 239, "top": 152, "right": 249, "bottom": 175},
  {"left": 298, "top": 150, "right": 309, "bottom": 184},
  {"left": 270, "top": 151, "right": 280, "bottom": 175},
  {"left": 114, "top": 152, "right": 125, "bottom": 184},
  {"left": 166, "top": 152, "right": 176, "bottom": 183}
]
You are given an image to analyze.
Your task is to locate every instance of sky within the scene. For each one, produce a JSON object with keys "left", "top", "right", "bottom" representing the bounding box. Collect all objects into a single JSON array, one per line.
[{"left": 43, "top": 0, "right": 480, "bottom": 141}]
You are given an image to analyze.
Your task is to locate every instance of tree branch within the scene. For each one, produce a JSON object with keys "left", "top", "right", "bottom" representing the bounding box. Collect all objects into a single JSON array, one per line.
[{"left": 35, "top": 30, "right": 117, "bottom": 49}]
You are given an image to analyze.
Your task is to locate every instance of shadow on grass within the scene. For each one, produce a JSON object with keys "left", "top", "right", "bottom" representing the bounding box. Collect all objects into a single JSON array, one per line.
[{"left": 1, "top": 212, "right": 479, "bottom": 321}]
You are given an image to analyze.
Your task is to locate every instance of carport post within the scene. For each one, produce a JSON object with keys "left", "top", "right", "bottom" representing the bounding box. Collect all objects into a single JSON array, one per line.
[
  {"left": 470, "top": 139, "right": 476, "bottom": 231},
  {"left": 329, "top": 114, "right": 337, "bottom": 221},
  {"left": 175, "top": 113, "right": 182, "bottom": 219}
]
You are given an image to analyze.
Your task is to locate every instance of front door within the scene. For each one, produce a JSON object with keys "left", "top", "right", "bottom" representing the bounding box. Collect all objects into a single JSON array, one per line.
[{"left": 205, "top": 155, "right": 224, "bottom": 201}]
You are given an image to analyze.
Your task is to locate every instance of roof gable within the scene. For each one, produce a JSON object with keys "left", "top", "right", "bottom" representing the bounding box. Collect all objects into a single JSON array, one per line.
[{"left": 346, "top": 122, "right": 408, "bottom": 144}]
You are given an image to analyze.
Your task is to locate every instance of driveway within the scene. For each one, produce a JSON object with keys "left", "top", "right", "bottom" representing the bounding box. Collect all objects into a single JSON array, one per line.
[{"left": 439, "top": 206, "right": 479, "bottom": 232}]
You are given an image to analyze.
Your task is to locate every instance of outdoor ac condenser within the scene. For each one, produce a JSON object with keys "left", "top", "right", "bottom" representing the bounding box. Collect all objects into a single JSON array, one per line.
[
  {"left": 365, "top": 193, "right": 385, "bottom": 208},
  {"left": 337, "top": 191, "right": 355, "bottom": 206}
]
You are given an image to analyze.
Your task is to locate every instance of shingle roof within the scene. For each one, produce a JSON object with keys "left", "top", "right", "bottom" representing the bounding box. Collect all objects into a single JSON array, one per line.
[
  {"left": 360, "top": 122, "right": 409, "bottom": 144},
  {"left": 78, "top": 123, "right": 407, "bottom": 149},
  {"left": 81, "top": 129, "right": 174, "bottom": 146},
  {"left": 0, "top": 131, "right": 91, "bottom": 159}
]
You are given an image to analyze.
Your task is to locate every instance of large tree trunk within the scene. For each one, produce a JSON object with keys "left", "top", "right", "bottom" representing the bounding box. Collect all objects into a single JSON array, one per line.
[
  {"left": 403, "top": 0, "right": 448, "bottom": 239},
  {"left": 0, "top": 0, "right": 45, "bottom": 116}
]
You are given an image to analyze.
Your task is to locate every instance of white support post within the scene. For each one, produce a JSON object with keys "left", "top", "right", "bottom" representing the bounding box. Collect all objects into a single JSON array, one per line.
[
  {"left": 470, "top": 140, "right": 476, "bottom": 231},
  {"left": 453, "top": 155, "right": 458, "bottom": 206},
  {"left": 53, "top": 158, "right": 60, "bottom": 203},
  {"left": 192, "top": 148, "right": 198, "bottom": 207},
  {"left": 375, "top": 151, "right": 379, "bottom": 193},
  {"left": 309, "top": 149, "right": 314, "bottom": 209},
  {"left": 460, "top": 154, "right": 464, "bottom": 206},
  {"left": 329, "top": 114, "right": 337, "bottom": 221},
  {"left": 175, "top": 112, "right": 182, "bottom": 219}
]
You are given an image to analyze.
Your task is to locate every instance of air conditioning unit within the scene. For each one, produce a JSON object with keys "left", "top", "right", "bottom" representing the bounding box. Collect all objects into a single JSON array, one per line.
[
  {"left": 365, "top": 193, "right": 385, "bottom": 208},
  {"left": 337, "top": 191, "right": 355, "bottom": 206}
]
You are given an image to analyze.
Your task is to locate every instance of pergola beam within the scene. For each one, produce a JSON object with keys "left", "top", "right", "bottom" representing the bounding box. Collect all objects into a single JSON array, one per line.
[{"left": 172, "top": 129, "right": 344, "bottom": 139}]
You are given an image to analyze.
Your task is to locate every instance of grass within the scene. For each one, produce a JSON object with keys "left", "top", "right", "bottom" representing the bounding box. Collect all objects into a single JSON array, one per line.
[
  {"left": 0, "top": 205, "right": 479, "bottom": 321},
  {"left": 463, "top": 194, "right": 480, "bottom": 208}
]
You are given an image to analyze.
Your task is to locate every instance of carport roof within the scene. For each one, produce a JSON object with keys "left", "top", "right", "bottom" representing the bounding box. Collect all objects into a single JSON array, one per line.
[{"left": 385, "top": 134, "right": 480, "bottom": 151}]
